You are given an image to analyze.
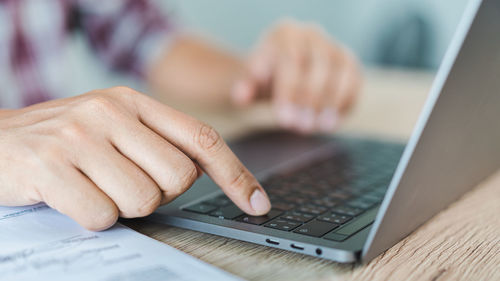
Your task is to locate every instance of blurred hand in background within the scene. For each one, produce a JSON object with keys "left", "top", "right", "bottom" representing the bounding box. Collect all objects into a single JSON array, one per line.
[
  {"left": 232, "top": 20, "right": 362, "bottom": 133},
  {"left": 150, "top": 21, "right": 362, "bottom": 134}
]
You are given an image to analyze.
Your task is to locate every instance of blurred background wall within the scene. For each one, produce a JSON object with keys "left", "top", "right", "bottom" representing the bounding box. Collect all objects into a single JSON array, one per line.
[
  {"left": 164, "top": 0, "right": 470, "bottom": 69},
  {"left": 67, "top": 0, "right": 470, "bottom": 95}
]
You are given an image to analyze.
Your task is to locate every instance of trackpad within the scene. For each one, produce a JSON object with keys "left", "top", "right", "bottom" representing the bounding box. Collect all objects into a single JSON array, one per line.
[{"left": 228, "top": 130, "right": 331, "bottom": 174}]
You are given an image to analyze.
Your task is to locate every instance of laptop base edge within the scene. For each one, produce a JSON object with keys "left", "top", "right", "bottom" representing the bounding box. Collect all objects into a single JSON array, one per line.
[{"left": 146, "top": 212, "right": 360, "bottom": 264}]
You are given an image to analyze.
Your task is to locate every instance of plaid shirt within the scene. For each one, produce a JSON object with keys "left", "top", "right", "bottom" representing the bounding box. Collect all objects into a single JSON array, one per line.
[{"left": 0, "top": 0, "right": 173, "bottom": 108}]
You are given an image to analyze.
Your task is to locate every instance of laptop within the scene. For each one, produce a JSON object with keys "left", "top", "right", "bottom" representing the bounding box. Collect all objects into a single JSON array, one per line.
[{"left": 148, "top": 0, "right": 500, "bottom": 263}]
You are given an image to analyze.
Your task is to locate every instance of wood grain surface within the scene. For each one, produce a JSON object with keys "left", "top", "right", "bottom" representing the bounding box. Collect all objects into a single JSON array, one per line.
[{"left": 124, "top": 68, "right": 500, "bottom": 281}]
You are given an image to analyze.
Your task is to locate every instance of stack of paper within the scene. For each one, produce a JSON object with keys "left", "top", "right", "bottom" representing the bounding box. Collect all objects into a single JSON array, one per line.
[{"left": 0, "top": 204, "right": 242, "bottom": 281}]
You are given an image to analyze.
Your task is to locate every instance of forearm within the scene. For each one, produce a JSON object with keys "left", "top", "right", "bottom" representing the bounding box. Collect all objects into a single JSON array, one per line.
[
  {"left": 147, "top": 36, "right": 245, "bottom": 108},
  {"left": 0, "top": 109, "right": 13, "bottom": 118}
]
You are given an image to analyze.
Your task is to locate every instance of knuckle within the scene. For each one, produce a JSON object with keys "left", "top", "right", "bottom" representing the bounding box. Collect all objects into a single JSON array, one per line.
[
  {"left": 132, "top": 188, "right": 162, "bottom": 217},
  {"left": 161, "top": 160, "right": 198, "bottom": 204},
  {"left": 110, "top": 86, "right": 139, "bottom": 98},
  {"left": 108, "top": 86, "right": 143, "bottom": 105},
  {"left": 84, "top": 207, "right": 119, "bottom": 231},
  {"left": 79, "top": 203, "right": 118, "bottom": 231},
  {"left": 194, "top": 123, "right": 224, "bottom": 154},
  {"left": 227, "top": 166, "right": 253, "bottom": 197},
  {"left": 58, "top": 120, "right": 88, "bottom": 142},
  {"left": 172, "top": 161, "right": 198, "bottom": 193},
  {"left": 81, "top": 95, "right": 127, "bottom": 121},
  {"left": 82, "top": 95, "right": 116, "bottom": 113}
]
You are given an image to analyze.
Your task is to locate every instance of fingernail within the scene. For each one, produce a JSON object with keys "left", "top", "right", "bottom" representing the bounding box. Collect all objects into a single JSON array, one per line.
[
  {"left": 318, "top": 108, "right": 339, "bottom": 132},
  {"left": 297, "top": 107, "right": 315, "bottom": 132},
  {"left": 277, "top": 103, "right": 297, "bottom": 128},
  {"left": 250, "top": 189, "right": 271, "bottom": 214}
]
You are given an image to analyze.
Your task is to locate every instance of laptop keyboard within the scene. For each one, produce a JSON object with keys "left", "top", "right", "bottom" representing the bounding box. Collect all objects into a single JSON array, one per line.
[{"left": 183, "top": 140, "right": 403, "bottom": 242}]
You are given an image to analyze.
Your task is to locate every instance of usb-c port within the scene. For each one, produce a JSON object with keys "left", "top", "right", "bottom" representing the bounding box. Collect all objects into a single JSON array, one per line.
[
  {"left": 290, "top": 244, "right": 304, "bottom": 250},
  {"left": 266, "top": 238, "right": 280, "bottom": 245}
]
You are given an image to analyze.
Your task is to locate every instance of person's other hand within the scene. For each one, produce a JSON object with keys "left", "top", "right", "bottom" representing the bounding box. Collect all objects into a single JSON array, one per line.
[
  {"left": 0, "top": 87, "right": 271, "bottom": 230},
  {"left": 231, "top": 20, "right": 362, "bottom": 133}
]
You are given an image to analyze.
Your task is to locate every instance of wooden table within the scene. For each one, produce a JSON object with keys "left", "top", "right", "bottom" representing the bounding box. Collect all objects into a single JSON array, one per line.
[{"left": 124, "top": 68, "right": 500, "bottom": 281}]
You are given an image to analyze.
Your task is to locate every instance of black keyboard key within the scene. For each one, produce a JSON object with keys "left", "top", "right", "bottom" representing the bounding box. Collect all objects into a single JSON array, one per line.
[
  {"left": 297, "top": 189, "right": 321, "bottom": 198},
  {"left": 283, "top": 195, "right": 309, "bottom": 205},
  {"left": 331, "top": 205, "right": 364, "bottom": 216},
  {"left": 204, "top": 195, "right": 231, "bottom": 207},
  {"left": 209, "top": 204, "right": 244, "bottom": 219},
  {"left": 340, "top": 186, "right": 366, "bottom": 196},
  {"left": 280, "top": 211, "right": 314, "bottom": 223},
  {"left": 317, "top": 213, "right": 352, "bottom": 224},
  {"left": 313, "top": 179, "right": 331, "bottom": 188},
  {"left": 268, "top": 194, "right": 282, "bottom": 202},
  {"left": 323, "top": 232, "right": 348, "bottom": 242},
  {"left": 348, "top": 178, "right": 371, "bottom": 189},
  {"left": 297, "top": 204, "right": 327, "bottom": 215},
  {"left": 183, "top": 203, "right": 217, "bottom": 214},
  {"left": 272, "top": 201, "right": 296, "bottom": 211},
  {"left": 264, "top": 218, "right": 300, "bottom": 231},
  {"left": 327, "top": 191, "right": 351, "bottom": 200},
  {"left": 236, "top": 209, "right": 282, "bottom": 225},
  {"left": 311, "top": 198, "right": 338, "bottom": 208},
  {"left": 293, "top": 220, "right": 339, "bottom": 237},
  {"left": 268, "top": 188, "right": 289, "bottom": 197},
  {"left": 346, "top": 198, "right": 376, "bottom": 209}
]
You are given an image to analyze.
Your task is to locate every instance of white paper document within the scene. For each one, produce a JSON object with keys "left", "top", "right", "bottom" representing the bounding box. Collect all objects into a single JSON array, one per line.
[{"left": 0, "top": 204, "right": 242, "bottom": 281}]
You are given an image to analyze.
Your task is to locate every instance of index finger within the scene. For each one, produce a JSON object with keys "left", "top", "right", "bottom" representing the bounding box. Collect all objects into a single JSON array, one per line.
[{"left": 127, "top": 91, "right": 271, "bottom": 216}]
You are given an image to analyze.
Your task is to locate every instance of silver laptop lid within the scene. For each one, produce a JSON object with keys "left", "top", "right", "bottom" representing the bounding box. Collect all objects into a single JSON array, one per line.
[{"left": 363, "top": 0, "right": 500, "bottom": 262}]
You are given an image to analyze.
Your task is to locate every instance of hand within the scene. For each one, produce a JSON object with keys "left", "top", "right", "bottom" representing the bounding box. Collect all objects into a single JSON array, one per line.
[
  {"left": 0, "top": 87, "right": 271, "bottom": 230},
  {"left": 231, "top": 20, "right": 362, "bottom": 133}
]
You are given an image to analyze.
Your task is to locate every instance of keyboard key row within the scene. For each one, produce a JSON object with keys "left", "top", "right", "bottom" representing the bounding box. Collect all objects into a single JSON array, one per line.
[
  {"left": 264, "top": 218, "right": 301, "bottom": 231},
  {"left": 330, "top": 205, "right": 364, "bottom": 216},
  {"left": 296, "top": 204, "right": 327, "bottom": 215},
  {"left": 324, "top": 206, "right": 379, "bottom": 241},
  {"left": 293, "top": 220, "right": 339, "bottom": 237},
  {"left": 236, "top": 209, "right": 282, "bottom": 225},
  {"left": 209, "top": 204, "right": 244, "bottom": 219},
  {"left": 280, "top": 211, "right": 315, "bottom": 223},
  {"left": 317, "top": 212, "right": 352, "bottom": 224},
  {"left": 183, "top": 203, "right": 217, "bottom": 214},
  {"left": 184, "top": 199, "right": 378, "bottom": 242}
]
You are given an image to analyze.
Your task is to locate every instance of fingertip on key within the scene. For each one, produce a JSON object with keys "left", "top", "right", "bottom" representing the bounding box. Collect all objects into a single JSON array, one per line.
[{"left": 250, "top": 189, "right": 271, "bottom": 215}]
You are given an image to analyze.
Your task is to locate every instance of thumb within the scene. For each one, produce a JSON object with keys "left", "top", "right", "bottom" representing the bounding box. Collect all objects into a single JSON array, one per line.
[
  {"left": 231, "top": 48, "right": 274, "bottom": 107},
  {"left": 231, "top": 78, "right": 258, "bottom": 107}
]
